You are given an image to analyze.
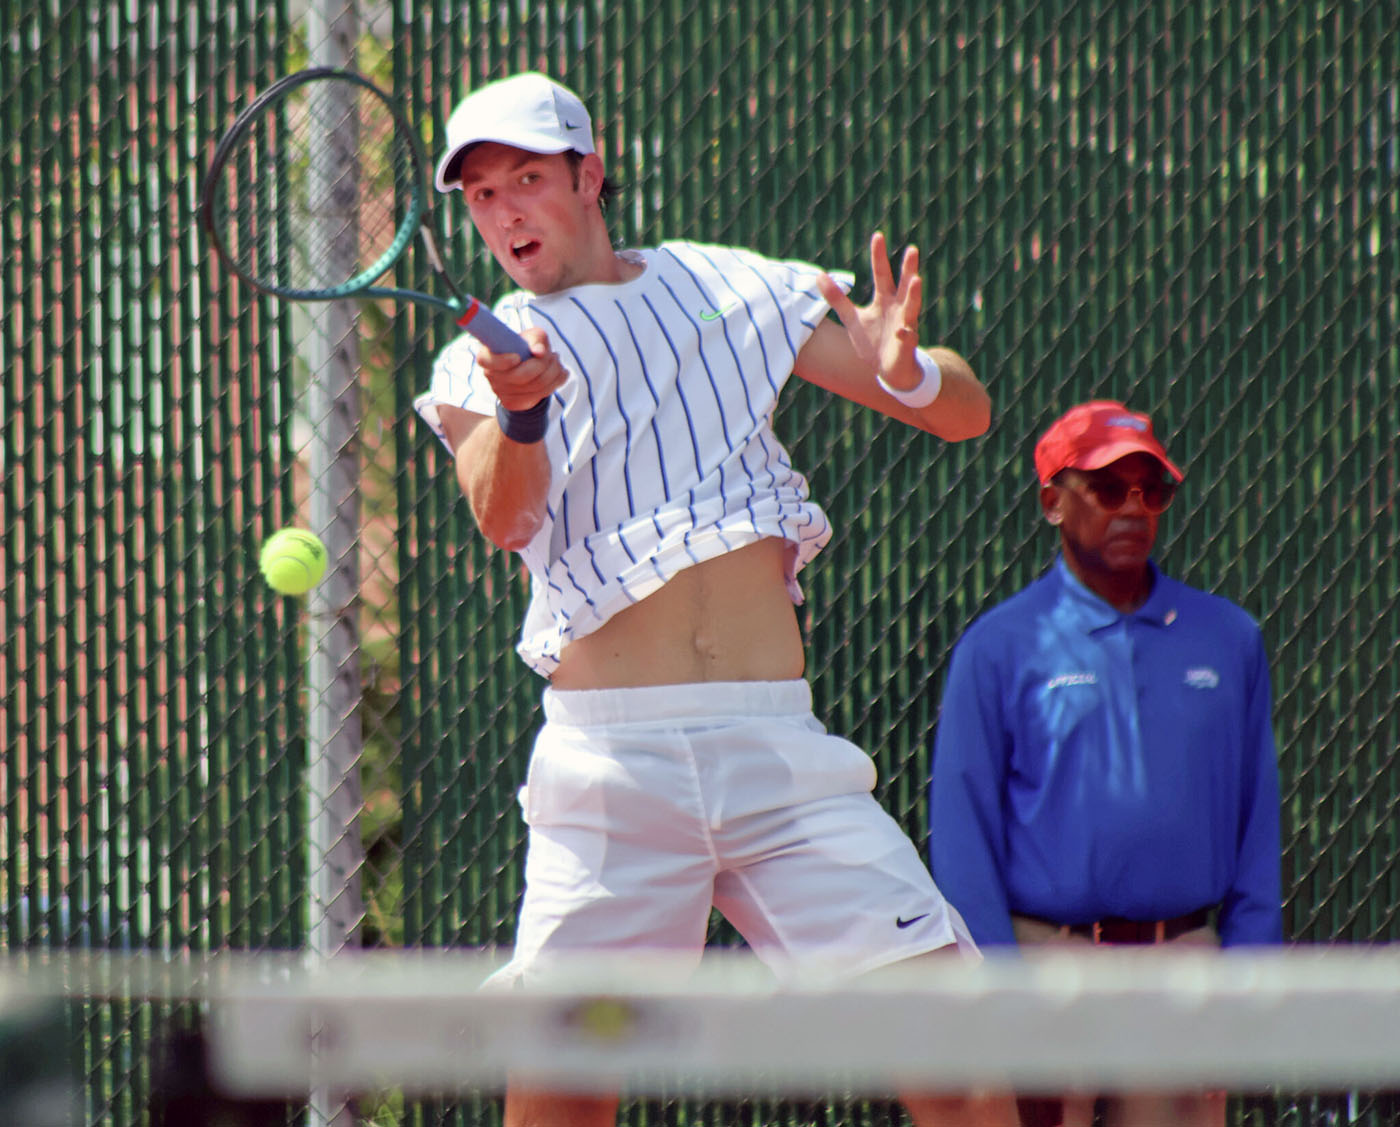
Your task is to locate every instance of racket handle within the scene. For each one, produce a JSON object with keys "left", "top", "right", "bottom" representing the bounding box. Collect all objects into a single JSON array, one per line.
[{"left": 457, "top": 299, "right": 532, "bottom": 360}]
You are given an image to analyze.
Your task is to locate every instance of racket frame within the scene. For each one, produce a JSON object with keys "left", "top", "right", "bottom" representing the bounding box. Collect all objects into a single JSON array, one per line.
[{"left": 201, "top": 67, "right": 489, "bottom": 322}]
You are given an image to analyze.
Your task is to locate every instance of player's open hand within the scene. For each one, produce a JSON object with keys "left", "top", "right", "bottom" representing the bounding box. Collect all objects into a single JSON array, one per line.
[
  {"left": 477, "top": 326, "right": 568, "bottom": 411},
  {"left": 817, "top": 232, "right": 922, "bottom": 388}
]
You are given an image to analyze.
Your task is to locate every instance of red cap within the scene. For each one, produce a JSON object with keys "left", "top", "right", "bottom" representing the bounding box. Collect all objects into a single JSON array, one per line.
[{"left": 1034, "top": 400, "right": 1184, "bottom": 485}]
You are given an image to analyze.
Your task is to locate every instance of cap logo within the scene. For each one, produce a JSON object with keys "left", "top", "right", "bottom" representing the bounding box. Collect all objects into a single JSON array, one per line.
[
  {"left": 1106, "top": 414, "right": 1147, "bottom": 431},
  {"left": 553, "top": 89, "right": 584, "bottom": 133}
]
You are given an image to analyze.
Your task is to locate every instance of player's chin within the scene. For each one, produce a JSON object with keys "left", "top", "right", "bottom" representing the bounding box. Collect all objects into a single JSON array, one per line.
[{"left": 503, "top": 253, "right": 554, "bottom": 293}]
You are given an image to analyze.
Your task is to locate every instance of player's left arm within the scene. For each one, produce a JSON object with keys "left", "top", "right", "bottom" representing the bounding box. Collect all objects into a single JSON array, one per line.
[{"left": 794, "top": 232, "right": 990, "bottom": 441}]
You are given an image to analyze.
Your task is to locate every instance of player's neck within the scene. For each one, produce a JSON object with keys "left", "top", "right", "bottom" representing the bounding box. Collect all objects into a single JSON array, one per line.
[
  {"left": 531, "top": 231, "right": 642, "bottom": 294},
  {"left": 596, "top": 247, "right": 645, "bottom": 285},
  {"left": 573, "top": 205, "right": 642, "bottom": 286}
]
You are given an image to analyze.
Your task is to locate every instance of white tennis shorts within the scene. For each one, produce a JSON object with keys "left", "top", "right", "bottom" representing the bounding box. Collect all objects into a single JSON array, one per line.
[{"left": 495, "top": 679, "right": 976, "bottom": 985}]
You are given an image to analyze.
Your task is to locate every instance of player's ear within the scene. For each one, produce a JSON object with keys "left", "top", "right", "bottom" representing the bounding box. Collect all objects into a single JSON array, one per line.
[
  {"left": 575, "top": 153, "right": 606, "bottom": 203},
  {"left": 1040, "top": 483, "right": 1064, "bottom": 526}
]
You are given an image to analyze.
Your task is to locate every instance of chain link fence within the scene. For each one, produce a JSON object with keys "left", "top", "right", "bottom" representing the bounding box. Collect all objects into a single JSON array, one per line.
[{"left": 2, "top": 0, "right": 1397, "bottom": 1124}]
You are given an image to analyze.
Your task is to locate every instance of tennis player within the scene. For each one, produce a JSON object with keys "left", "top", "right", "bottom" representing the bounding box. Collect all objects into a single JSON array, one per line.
[{"left": 415, "top": 72, "right": 1014, "bottom": 1127}]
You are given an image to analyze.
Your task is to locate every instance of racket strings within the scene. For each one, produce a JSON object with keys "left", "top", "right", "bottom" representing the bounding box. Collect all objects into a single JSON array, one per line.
[{"left": 212, "top": 78, "right": 419, "bottom": 295}]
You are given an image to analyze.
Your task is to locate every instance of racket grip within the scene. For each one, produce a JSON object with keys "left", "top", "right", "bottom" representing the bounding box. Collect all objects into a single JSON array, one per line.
[{"left": 457, "top": 299, "right": 532, "bottom": 360}]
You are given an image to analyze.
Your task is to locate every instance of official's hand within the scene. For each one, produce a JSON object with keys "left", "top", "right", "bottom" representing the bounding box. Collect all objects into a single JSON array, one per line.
[
  {"left": 477, "top": 326, "right": 568, "bottom": 410},
  {"left": 817, "top": 232, "right": 923, "bottom": 392}
]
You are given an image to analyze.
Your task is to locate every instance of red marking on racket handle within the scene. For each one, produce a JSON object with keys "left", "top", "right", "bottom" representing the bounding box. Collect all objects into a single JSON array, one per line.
[
  {"left": 455, "top": 299, "right": 532, "bottom": 359},
  {"left": 455, "top": 297, "right": 482, "bottom": 328}
]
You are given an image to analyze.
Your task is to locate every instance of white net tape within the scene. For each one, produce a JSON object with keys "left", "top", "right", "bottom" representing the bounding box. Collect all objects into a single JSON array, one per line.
[{"left": 8, "top": 947, "right": 1400, "bottom": 1100}]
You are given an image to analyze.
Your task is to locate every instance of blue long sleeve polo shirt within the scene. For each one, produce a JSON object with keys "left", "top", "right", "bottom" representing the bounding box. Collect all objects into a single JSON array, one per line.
[{"left": 928, "top": 557, "right": 1283, "bottom": 948}]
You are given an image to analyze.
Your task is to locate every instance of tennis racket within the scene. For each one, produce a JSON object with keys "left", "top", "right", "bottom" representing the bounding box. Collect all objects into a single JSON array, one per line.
[{"left": 200, "top": 66, "right": 530, "bottom": 358}]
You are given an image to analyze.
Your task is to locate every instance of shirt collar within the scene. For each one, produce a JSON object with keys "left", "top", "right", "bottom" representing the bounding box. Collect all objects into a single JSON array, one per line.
[{"left": 1051, "top": 555, "right": 1177, "bottom": 630}]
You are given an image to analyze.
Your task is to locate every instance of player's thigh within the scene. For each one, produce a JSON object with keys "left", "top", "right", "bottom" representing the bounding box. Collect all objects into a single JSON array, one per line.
[
  {"left": 516, "top": 820, "right": 717, "bottom": 951},
  {"left": 1103, "top": 1090, "right": 1226, "bottom": 1127},
  {"left": 504, "top": 1086, "right": 619, "bottom": 1127},
  {"left": 713, "top": 791, "right": 966, "bottom": 973},
  {"left": 514, "top": 717, "right": 718, "bottom": 954}
]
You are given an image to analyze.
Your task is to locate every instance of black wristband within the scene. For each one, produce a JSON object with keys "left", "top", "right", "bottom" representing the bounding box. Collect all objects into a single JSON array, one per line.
[{"left": 495, "top": 397, "right": 551, "bottom": 444}]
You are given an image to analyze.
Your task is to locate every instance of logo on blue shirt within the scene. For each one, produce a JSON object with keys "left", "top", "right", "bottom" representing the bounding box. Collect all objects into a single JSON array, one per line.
[
  {"left": 1045, "top": 672, "right": 1097, "bottom": 690},
  {"left": 1184, "top": 667, "right": 1220, "bottom": 689}
]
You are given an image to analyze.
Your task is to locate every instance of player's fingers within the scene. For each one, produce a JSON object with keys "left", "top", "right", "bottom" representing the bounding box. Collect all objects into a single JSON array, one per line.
[
  {"left": 521, "top": 325, "right": 552, "bottom": 357},
  {"left": 869, "top": 231, "right": 896, "bottom": 294},
  {"left": 902, "top": 271, "right": 923, "bottom": 332},
  {"left": 537, "top": 351, "right": 570, "bottom": 393},
  {"left": 895, "top": 245, "right": 920, "bottom": 306},
  {"left": 478, "top": 346, "right": 531, "bottom": 373},
  {"left": 479, "top": 346, "right": 567, "bottom": 411},
  {"left": 479, "top": 325, "right": 552, "bottom": 369},
  {"left": 492, "top": 370, "right": 564, "bottom": 411},
  {"left": 817, "top": 271, "right": 856, "bottom": 320}
]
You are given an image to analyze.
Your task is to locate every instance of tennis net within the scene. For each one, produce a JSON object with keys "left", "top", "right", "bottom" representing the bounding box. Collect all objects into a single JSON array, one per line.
[{"left": 4, "top": 947, "right": 1399, "bottom": 1124}]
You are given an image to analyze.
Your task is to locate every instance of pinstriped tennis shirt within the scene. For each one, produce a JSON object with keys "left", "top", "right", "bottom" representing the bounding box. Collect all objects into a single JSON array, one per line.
[{"left": 414, "top": 240, "right": 854, "bottom": 678}]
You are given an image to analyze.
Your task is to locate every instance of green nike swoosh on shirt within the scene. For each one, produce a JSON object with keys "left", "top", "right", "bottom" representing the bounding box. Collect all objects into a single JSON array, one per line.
[{"left": 700, "top": 305, "right": 735, "bottom": 321}]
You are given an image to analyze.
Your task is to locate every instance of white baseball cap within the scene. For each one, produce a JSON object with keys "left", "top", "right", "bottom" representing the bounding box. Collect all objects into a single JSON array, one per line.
[{"left": 434, "top": 73, "right": 595, "bottom": 192}]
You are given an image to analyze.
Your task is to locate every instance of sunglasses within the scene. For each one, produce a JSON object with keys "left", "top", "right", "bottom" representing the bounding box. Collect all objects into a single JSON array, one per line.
[{"left": 1063, "top": 472, "right": 1178, "bottom": 514}]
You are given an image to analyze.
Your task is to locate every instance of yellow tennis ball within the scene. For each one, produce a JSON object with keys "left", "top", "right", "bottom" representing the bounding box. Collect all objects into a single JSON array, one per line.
[{"left": 259, "top": 528, "right": 327, "bottom": 596}]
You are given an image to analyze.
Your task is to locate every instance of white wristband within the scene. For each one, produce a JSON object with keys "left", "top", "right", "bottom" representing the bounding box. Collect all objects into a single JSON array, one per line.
[{"left": 877, "top": 351, "right": 943, "bottom": 408}]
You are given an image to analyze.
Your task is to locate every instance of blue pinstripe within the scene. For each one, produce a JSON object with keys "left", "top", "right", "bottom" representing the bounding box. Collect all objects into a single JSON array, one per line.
[{"left": 414, "top": 241, "right": 852, "bottom": 676}]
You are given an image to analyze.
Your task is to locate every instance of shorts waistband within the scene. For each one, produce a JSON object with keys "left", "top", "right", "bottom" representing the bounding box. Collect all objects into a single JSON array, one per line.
[{"left": 541, "top": 679, "right": 813, "bottom": 726}]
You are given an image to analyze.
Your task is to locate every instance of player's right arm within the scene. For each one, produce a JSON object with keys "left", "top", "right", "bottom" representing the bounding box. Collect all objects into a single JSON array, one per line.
[{"left": 437, "top": 327, "right": 567, "bottom": 551}]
